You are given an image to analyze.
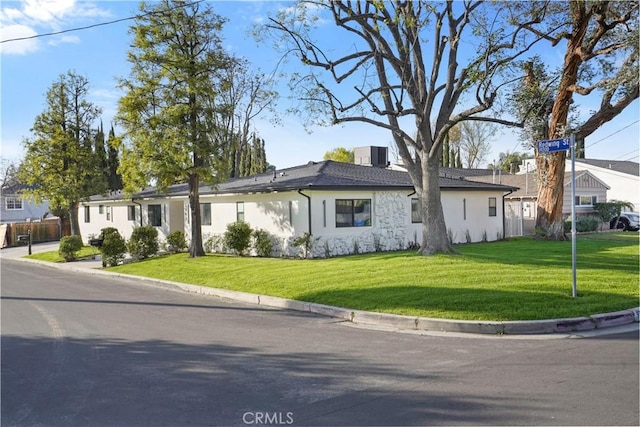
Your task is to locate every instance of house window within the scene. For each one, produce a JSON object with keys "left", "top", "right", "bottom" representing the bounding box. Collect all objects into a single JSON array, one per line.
[
  {"left": 106, "top": 206, "right": 111, "bottom": 221},
  {"left": 84, "top": 206, "right": 90, "bottom": 223},
  {"left": 575, "top": 195, "right": 597, "bottom": 206},
  {"left": 200, "top": 203, "right": 211, "bottom": 226},
  {"left": 148, "top": 204, "right": 162, "bottom": 227},
  {"left": 336, "top": 199, "right": 371, "bottom": 227},
  {"left": 411, "top": 198, "right": 421, "bottom": 223},
  {"left": 5, "top": 197, "right": 23, "bottom": 210},
  {"left": 489, "top": 197, "right": 497, "bottom": 217},
  {"left": 127, "top": 205, "right": 136, "bottom": 221},
  {"left": 236, "top": 202, "right": 244, "bottom": 222},
  {"left": 99, "top": 205, "right": 104, "bottom": 214}
]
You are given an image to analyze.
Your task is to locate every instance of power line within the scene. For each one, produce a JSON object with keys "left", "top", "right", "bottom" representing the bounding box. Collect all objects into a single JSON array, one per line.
[
  {"left": 0, "top": 0, "right": 206, "bottom": 44},
  {"left": 585, "top": 119, "right": 639, "bottom": 148},
  {"left": 613, "top": 148, "right": 639, "bottom": 161}
]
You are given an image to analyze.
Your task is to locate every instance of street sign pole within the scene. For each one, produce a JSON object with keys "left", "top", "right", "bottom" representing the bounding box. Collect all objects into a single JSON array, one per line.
[
  {"left": 570, "top": 134, "right": 577, "bottom": 298},
  {"left": 537, "top": 136, "right": 577, "bottom": 298}
]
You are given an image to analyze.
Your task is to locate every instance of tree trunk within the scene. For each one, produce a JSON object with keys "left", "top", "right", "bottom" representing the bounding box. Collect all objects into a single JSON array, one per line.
[
  {"left": 534, "top": 3, "right": 586, "bottom": 239},
  {"left": 188, "top": 173, "right": 205, "bottom": 258},
  {"left": 535, "top": 152, "right": 567, "bottom": 240},
  {"left": 418, "top": 154, "right": 455, "bottom": 255},
  {"left": 69, "top": 201, "right": 81, "bottom": 237}
]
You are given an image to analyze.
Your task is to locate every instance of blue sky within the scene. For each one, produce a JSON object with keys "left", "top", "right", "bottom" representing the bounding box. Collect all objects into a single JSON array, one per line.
[{"left": 1, "top": 0, "right": 638, "bottom": 170}]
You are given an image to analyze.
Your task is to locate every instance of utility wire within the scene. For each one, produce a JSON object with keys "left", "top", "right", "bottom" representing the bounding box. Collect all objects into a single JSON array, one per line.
[
  {"left": 585, "top": 119, "right": 639, "bottom": 148},
  {"left": 613, "top": 148, "right": 639, "bottom": 161},
  {"left": 0, "top": 0, "right": 206, "bottom": 44}
]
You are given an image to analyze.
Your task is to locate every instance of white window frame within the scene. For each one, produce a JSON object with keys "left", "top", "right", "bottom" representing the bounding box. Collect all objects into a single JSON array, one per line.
[{"left": 5, "top": 197, "right": 23, "bottom": 210}]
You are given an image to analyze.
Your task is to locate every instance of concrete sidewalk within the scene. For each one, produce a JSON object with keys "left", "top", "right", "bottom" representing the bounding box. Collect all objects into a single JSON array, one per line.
[{"left": 2, "top": 241, "right": 639, "bottom": 337}]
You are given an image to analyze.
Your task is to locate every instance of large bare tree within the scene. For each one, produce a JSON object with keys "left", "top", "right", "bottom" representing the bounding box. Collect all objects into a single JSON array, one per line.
[
  {"left": 266, "top": 1, "right": 550, "bottom": 255},
  {"left": 512, "top": 0, "right": 639, "bottom": 239}
]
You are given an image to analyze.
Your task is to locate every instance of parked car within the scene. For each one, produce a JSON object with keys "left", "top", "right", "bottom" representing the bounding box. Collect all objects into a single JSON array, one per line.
[{"left": 609, "top": 212, "right": 640, "bottom": 231}]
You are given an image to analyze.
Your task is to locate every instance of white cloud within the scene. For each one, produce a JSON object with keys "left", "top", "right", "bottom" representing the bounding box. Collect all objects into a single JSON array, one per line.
[
  {"left": 23, "top": 0, "right": 77, "bottom": 22},
  {"left": 0, "top": 0, "right": 111, "bottom": 55},
  {"left": 0, "top": 24, "right": 39, "bottom": 55},
  {"left": 47, "top": 34, "right": 80, "bottom": 46}
]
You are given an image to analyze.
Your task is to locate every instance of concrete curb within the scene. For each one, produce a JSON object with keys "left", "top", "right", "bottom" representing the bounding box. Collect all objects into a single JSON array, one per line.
[{"left": 7, "top": 256, "right": 640, "bottom": 335}]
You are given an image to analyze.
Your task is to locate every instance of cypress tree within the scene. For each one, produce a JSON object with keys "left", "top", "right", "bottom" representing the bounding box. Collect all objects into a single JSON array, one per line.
[{"left": 106, "top": 125, "right": 123, "bottom": 190}]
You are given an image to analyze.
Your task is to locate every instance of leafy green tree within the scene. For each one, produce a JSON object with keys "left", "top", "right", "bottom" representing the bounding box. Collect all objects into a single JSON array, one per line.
[
  {"left": 323, "top": 147, "right": 354, "bottom": 163},
  {"left": 117, "top": 0, "right": 233, "bottom": 257},
  {"left": 19, "top": 71, "right": 107, "bottom": 236},
  {"left": 497, "top": 151, "right": 533, "bottom": 174}
]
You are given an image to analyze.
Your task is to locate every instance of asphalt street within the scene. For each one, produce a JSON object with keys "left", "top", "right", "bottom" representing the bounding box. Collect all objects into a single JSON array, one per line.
[{"left": 1, "top": 258, "right": 639, "bottom": 426}]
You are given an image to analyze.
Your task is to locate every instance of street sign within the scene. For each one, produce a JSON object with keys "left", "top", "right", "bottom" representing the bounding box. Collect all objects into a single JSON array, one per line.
[{"left": 537, "top": 137, "right": 571, "bottom": 153}]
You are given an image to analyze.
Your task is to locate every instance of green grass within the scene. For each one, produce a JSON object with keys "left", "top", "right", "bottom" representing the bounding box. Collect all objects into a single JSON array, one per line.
[
  {"left": 27, "top": 233, "right": 639, "bottom": 321},
  {"left": 102, "top": 232, "right": 639, "bottom": 321},
  {"left": 27, "top": 245, "right": 100, "bottom": 263}
]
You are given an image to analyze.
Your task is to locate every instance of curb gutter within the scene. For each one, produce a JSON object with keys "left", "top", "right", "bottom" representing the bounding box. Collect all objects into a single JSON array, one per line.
[{"left": 11, "top": 257, "right": 640, "bottom": 336}]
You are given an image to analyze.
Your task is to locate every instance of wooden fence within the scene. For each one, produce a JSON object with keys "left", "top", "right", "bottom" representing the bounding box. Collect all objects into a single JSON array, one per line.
[{"left": 1, "top": 219, "right": 62, "bottom": 247}]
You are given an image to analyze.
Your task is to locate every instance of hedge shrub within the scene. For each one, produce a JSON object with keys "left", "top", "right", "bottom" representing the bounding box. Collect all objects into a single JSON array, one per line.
[
  {"left": 224, "top": 221, "right": 252, "bottom": 255},
  {"left": 564, "top": 216, "right": 601, "bottom": 233},
  {"left": 166, "top": 231, "right": 187, "bottom": 254},
  {"left": 58, "top": 235, "right": 83, "bottom": 262},
  {"left": 100, "top": 227, "right": 127, "bottom": 267},
  {"left": 252, "top": 229, "right": 273, "bottom": 257},
  {"left": 127, "top": 225, "right": 159, "bottom": 260}
]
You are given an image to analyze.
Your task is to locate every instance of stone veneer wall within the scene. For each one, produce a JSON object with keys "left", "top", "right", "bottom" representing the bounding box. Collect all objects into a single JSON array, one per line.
[{"left": 311, "top": 191, "right": 414, "bottom": 258}]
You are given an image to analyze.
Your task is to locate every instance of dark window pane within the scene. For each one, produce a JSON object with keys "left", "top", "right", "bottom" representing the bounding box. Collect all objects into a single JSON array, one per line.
[
  {"left": 148, "top": 204, "right": 162, "bottom": 226},
  {"left": 201, "top": 203, "right": 211, "bottom": 226}
]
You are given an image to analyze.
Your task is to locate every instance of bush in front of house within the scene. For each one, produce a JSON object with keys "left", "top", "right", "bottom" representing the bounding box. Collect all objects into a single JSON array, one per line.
[
  {"left": 100, "top": 227, "right": 127, "bottom": 267},
  {"left": 252, "top": 229, "right": 273, "bottom": 257},
  {"left": 203, "top": 234, "right": 225, "bottom": 253},
  {"left": 292, "top": 232, "right": 318, "bottom": 258},
  {"left": 224, "top": 221, "right": 252, "bottom": 255},
  {"left": 165, "top": 231, "right": 187, "bottom": 254},
  {"left": 564, "top": 216, "right": 601, "bottom": 233},
  {"left": 58, "top": 235, "right": 83, "bottom": 262},
  {"left": 127, "top": 225, "right": 159, "bottom": 260}
]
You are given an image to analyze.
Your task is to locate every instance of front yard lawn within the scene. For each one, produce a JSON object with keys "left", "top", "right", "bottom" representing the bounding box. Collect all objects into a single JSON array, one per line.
[{"left": 102, "top": 232, "right": 639, "bottom": 321}]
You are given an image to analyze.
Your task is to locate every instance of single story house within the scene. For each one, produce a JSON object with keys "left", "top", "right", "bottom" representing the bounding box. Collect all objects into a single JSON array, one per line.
[{"left": 79, "top": 160, "right": 517, "bottom": 258}]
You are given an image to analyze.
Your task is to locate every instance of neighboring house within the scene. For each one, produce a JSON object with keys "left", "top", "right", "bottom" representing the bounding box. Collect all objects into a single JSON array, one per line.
[
  {"left": 472, "top": 169, "right": 610, "bottom": 236},
  {"left": 569, "top": 159, "right": 639, "bottom": 210},
  {"left": 519, "top": 158, "right": 639, "bottom": 210},
  {"left": 0, "top": 183, "right": 50, "bottom": 223},
  {"left": 79, "top": 160, "right": 516, "bottom": 257}
]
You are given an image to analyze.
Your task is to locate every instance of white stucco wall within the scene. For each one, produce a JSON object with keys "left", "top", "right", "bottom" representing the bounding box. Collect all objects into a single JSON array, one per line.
[
  {"left": 80, "top": 187, "right": 509, "bottom": 258},
  {"left": 79, "top": 199, "right": 183, "bottom": 244},
  {"left": 441, "top": 191, "right": 506, "bottom": 244}
]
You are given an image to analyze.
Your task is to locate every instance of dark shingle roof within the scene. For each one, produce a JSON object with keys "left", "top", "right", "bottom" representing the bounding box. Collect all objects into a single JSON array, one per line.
[
  {"left": 88, "top": 161, "right": 516, "bottom": 201},
  {"left": 576, "top": 159, "right": 639, "bottom": 176}
]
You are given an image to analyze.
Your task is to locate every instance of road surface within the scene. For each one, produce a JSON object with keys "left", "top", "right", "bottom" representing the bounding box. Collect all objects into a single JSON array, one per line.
[{"left": 2, "top": 259, "right": 638, "bottom": 426}]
